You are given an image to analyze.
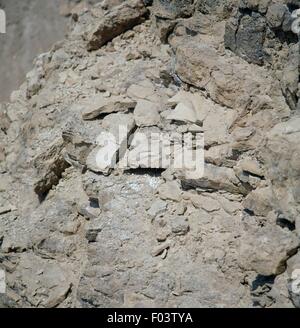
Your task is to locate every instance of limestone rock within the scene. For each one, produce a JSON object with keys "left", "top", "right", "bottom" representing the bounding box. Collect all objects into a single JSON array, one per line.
[
  {"left": 266, "top": 4, "right": 288, "bottom": 29},
  {"left": 239, "top": 225, "right": 300, "bottom": 276},
  {"left": 86, "top": 0, "right": 148, "bottom": 51},
  {"left": 1, "top": 0, "right": 300, "bottom": 309},
  {"left": 242, "top": 187, "right": 273, "bottom": 217},
  {"left": 147, "top": 199, "right": 167, "bottom": 219},
  {"left": 81, "top": 95, "right": 136, "bottom": 120},
  {"left": 263, "top": 118, "right": 300, "bottom": 226},
  {"left": 134, "top": 99, "right": 161, "bottom": 127},
  {"left": 127, "top": 80, "right": 155, "bottom": 100},
  {"left": 166, "top": 102, "right": 198, "bottom": 124},
  {"left": 33, "top": 139, "right": 69, "bottom": 196},
  {"left": 151, "top": 240, "right": 171, "bottom": 257},
  {"left": 152, "top": 0, "right": 194, "bottom": 19},
  {"left": 179, "top": 164, "right": 249, "bottom": 195},
  {"left": 170, "top": 216, "right": 189, "bottom": 235},
  {"left": 121, "top": 128, "right": 172, "bottom": 169},
  {"left": 235, "top": 158, "right": 264, "bottom": 178},
  {"left": 287, "top": 253, "right": 300, "bottom": 308},
  {"left": 158, "top": 181, "right": 182, "bottom": 202},
  {"left": 190, "top": 194, "right": 220, "bottom": 213}
]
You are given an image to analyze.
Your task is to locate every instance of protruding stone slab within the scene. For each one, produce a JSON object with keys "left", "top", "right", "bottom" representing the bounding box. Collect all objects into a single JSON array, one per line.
[
  {"left": 81, "top": 95, "right": 136, "bottom": 120},
  {"left": 86, "top": 0, "right": 148, "bottom": 51},
  {"left": 179, "top": 164, "right": 249, "bottom": 195}
]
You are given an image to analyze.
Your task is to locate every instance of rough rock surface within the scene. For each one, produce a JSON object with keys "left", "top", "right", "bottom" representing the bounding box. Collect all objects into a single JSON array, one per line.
[{"left": 0, "top": 0, "right": 300, "bottom": 308}]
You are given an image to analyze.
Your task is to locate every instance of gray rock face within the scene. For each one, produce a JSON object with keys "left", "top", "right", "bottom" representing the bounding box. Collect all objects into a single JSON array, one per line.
[
  {"left": 0, "top": 0, "right": 300, "bottom": 309},
  {"left": 239, "top": 225, "right": 300, "bottom": 276},
  {"left": 225, "top": 12, "right": 266, "bottom": 65},
  {"left": 196, "top": 0, "right": 238, "bottom": 17},
  {"left": 152, "top": 0, "right": 195, "bottom": 19},
  {"left": 223, "top": 0, "right": 298, "bottom": 111}
]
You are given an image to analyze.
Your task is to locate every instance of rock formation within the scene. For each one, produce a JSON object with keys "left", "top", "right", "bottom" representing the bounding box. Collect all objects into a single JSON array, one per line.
[{"left": 0, "top": 0, "right": 299, "bottom": 308}]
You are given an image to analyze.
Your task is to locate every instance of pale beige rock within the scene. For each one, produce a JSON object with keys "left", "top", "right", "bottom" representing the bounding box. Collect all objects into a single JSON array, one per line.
[
  {"left": 179, "top": 164, "right": 249, "bottom": 195},
  {"left": 86, "top": 0, "right": 148, "bottom": 51},
  {"left": 102, "top": 113, "right": 136, "bottom": 137},
  {"left": 151, "top": 241, "right": 172, "bottom": 257},
  {"left": 236, "top": 158, "right": 264, "bottom": 177},
  {"left": 171, "top": 216, "right": 189, "bottom": 235},
  {"left": 147, "top": 199, "right": 167, "bottom": 219},
  {"left": 242, "top": 187, "right": 273, "bottom": 216},
  {"left": 239, "top": 225, "right": 300, "bottom": 276},
  {"left": 121, "top": 129, "right": 172, "bottom": 169},
  {"left": 263, "top": 118, "right": 300, "bottom": 225},
  {"left": 158, "top": 181, "right": 182, "bottom": 202},
  {"left": 81, "top": 95, "right": 136, "bottom": 120},
  {"left": 127, "top": 81, "right": 155, "bottom": 100},
  {"left": 166, "top": 103, "right": 198, "bottom": 123},
  {"left": 134, "top": 100, "right": 161, "bottom": 127},
  {"left": 190, "top": 194, "right": 220, "bottom": 212}
]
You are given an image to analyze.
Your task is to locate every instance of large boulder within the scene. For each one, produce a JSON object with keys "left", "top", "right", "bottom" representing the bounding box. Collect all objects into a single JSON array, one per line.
[{"left": 263, "top": 117, "right": 300, "bottom": 233}]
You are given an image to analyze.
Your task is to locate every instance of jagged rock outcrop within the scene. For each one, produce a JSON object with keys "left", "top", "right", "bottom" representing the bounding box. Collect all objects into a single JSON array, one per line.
[{"left": 0, "top": 0, "right": 299, "bottom": 308}]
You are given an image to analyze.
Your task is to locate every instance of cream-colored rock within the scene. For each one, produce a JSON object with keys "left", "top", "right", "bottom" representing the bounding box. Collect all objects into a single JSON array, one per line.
[
  {"left": 86, "top": 115, "right": 135, "bottom": 175},
  {"left": 81, "top": 95, "right": 136, "bottom": 120},
  {"left": 158, "top": 181, "right": 182, "bottom": 202},
  {"left": 121, "top": 129, "right": 172, "bottom": 169},
  {"left": 127, "top": 80, "right": 155, "bottom": 100},
  {"left": 242, "top": 187, "right": 273, "bottom": 216},
  {"left": 236, "top": 158, "right": 264, "bottom": 177},
  {"left": 86, "top": 0, "right": 147, "bottom": 51},
  {"left": 134, "top": 100, "right": 161, "bottom": 127},
  {"left": 190, "top": 194, "right": 220, "bottom": 212},
  {"left": 178, "top": 164, "right": 248, "bottom": 195},
  {"left": 166, "top": 103, "right": 198, "bottom": 123}
]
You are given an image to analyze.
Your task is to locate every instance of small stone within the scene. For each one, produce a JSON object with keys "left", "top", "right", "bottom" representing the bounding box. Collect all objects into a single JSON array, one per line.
[
  {"left": 179, "top": 164, "right": 248, "bottom": 195},
  {"left": 239, "top": 225, "right": 300, "bottom": 276},
  {"left": 171, "top": 216, "right": 189, "bottom": 235},
  {"left": 175, "top": 202, "right": 187, "bottom": 215},
  {"left": 161, "top": 248, "right": 168, "bottom": 259},
  {"left": 87, "top": 116, "right": 135, "bottom": 174},
  {"left": 151, "top": 241, "right": 172, "bottom": 257},
  {"left": 102, "top": 113, "right": 136, "bottom": 137},
  {"left": 161, "top": 168, "right": 175, "bottom": 182},
  {"left": 122, "top": 30, "right": 135, "bottom": 39},
  {"left": 147, "top": 199, "right": 167, "bottom": 219},
  {"left": 86, "top": 0, "right": 147, "bottom": 50},
  {"left": 190, "top": 194, "right": 220, "bottom": 212},
  {"left": 78, "top": 204, "right": 101, "bottom": 220},
  {"left": 122, "top": 129, "right": 172, "bottom": 169},
  {"left": 158, "top": 181, "right": 182, "bottom": 202},
  {"left": 86, "top": 140, "right": 118, "bottom": 175},
  {"left": 86, "top": 228, "right": 102, "bottom": 243},
  {"left": 266, "top": 4, "right": 288, "bottom": 29},
  {"left": 125, "top": 49, "right": 142, "bottom": 61},
  {"left": 156, "top": 230, "right": 168, "bottom": 242}
]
